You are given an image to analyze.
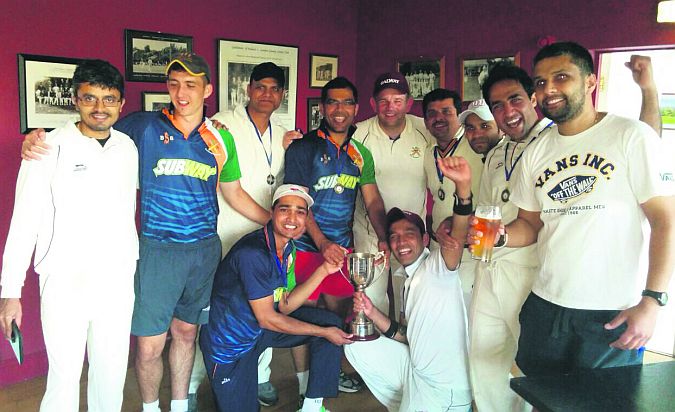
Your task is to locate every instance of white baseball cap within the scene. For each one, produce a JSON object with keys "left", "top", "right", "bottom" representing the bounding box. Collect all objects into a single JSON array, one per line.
[
  {"left": 272, "top": 184, "right": 314, "bottom": 208},
  {"left": 458, "top": 99, "right": 495, "bottom": 124}
]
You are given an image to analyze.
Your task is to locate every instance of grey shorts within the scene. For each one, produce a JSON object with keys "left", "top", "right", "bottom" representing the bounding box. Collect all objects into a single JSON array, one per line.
[{"left": 131, "top": 235, "right": 221, "bottom": 336}]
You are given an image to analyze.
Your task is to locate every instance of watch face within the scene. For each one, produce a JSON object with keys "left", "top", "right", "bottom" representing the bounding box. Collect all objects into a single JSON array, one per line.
[{"left": 643, "top": 290, "right": 668, "bottom": 306}]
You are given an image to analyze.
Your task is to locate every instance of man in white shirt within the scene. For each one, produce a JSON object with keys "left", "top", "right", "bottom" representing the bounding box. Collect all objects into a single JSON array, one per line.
[
  {"left": 498, "top": 41, "right": 674, "bottom": 378},
  {"left": 0, "top": 60, "right": 138, "bottom": 412},
  {"left": 345, "top": 156, "right": 474, "bottom": 412},
  {"left": 352, "top": 73, "right": 430, "bottom": 315}
]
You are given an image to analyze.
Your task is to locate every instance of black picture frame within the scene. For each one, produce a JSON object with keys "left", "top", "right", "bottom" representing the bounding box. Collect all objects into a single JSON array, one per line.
[
  {"left": 142, "top": 92, "right": 171, "bottom": 112},
  {"left": 307, "top": 97, "right": 322, "bottom": 131},
  {"left": 125, "top": 29, "right": 193, "bottom": 82},
  {"left": 309, "top": 53, "right": 338, "bottom": 88},
  {"left": 17, "top": 53, "right": 83, "bottom": 133}
]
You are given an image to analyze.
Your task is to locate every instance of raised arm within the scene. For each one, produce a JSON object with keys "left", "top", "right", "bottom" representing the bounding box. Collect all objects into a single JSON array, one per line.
[
  {"left": 626, "top": 55, "right": 662, "bottom": 136},
  {"left": 435, "top": 156, "right": 472, "bottom": 270}
]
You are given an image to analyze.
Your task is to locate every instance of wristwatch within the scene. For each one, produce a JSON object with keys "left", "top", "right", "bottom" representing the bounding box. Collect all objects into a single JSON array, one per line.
[{"left": 641, "top": 289, "right": 668, "bottom": 306}]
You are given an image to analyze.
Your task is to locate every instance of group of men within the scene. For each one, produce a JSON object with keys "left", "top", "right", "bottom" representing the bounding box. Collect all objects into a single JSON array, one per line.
[{"left": 0, "top": 39, "right": 673, "bottom": 412}]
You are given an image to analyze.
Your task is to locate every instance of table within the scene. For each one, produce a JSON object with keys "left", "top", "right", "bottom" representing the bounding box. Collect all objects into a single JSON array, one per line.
[{"left": 510, "top": 361, "right": 675, "bottom": 412}]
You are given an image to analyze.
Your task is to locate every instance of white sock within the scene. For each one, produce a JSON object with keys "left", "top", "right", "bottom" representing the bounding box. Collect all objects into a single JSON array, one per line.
[
  {"left": 142, "top": 400, "right": 161, "bottom": 412},
  {"left": 296, "top": 370, "right": 309, "bottom": 395},
  {"left": 170, "top": 398, "right": 188, "bottom": 412},
  {"left": 301, "top": 396, "right": 324, "bottom": 412}
]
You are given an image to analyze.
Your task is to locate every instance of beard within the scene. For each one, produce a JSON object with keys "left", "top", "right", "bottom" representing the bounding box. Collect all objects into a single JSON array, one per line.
[{"left": 541, "top": 85, "right": 585, "bottom": 124}]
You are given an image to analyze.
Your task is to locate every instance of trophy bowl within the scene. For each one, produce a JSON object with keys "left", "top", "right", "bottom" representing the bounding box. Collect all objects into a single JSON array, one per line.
[{"left": 347, "top": 251, "right": 385, "bottom": 341}]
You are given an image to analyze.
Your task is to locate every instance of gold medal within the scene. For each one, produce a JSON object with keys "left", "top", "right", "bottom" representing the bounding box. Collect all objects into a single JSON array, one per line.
[
  {"left": 334, "top": 183, "right": 345, "bottom": 194},
  {"left": 438, "top": 188, "right": 445, "bottom": 201}
]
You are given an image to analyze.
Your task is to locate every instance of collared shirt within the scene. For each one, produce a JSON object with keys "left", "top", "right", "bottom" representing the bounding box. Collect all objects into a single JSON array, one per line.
[
  {"left": 284, "top": 124, "right": 375, "bottom": 251},
  {"left": 116, "top": 109, "right": 241, "bottom": 243}
]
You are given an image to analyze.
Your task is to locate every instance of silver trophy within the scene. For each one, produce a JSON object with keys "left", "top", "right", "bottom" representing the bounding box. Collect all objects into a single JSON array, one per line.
[{"left": 348, "top": 251, "right": 386, "bottom": 341}]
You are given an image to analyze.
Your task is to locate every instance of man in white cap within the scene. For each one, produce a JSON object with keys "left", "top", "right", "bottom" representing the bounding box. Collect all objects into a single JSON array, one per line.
[
  {"left": 458, "top": 98, "right": 503, "bottom": 157},
  {"left": 200, "top": 184, "right": 353, "bottom": 412}
]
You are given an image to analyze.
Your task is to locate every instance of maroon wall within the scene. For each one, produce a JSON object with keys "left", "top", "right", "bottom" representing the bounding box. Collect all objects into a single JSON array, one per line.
[
  {"left": 355, "top": 0, "right": 675, "bottom": 120},
  {"left": 1, "top": 0, "right": 674, "bottom": 387},
  {"left": 0, "top": 0, "right": 358, "bottom": 386}
]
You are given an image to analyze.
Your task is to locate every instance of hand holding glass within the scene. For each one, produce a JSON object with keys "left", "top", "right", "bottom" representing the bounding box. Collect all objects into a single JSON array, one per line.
[{"left": 471, "top": 205, "right": 501, "bottom": 263}]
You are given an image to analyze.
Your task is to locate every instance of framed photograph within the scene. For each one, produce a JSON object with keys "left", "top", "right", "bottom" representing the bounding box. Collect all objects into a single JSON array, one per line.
[
  {"left": 125, "top": 29, "right": 192, "bottom": 82},
  {"left": 461, "top": 53, "right": 520, "bottom": 102},
  {"left": 307, "top": 98, "right": 322, "bottom": 131},
  {"left": 142, "top": 92, "right": 171, "bottom": 112},
  {"left": 309, "top": 54, "right": 338, "bottom": 88},
  {"left": 18, "top": 53, "right": 82, "bottom": 133},
  {"left": 217, "top": 39, "right": 298, "bottom": 131},
  {"left": 396, "top": 56, "right": 445, "bottom": 100}
]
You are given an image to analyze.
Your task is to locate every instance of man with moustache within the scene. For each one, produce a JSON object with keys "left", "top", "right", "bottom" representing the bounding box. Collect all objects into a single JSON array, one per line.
[
  {"left": 200, "top": 184, "right": 352, "bottom": 412},
  {"left": 188, "top": 62, "right": 301, "bottom": 409},
  {"left": 352, "top": 73, "right": 430, "bottom": 315},
  {"left": 421, "top": 90, "right": 483, "bottom": 305},
  {"left": 284, "top": 76, "right": 389, "bottom": 398},
  {"left": 345, "top": 156, "right": 474, "bottom": 412},
  {"left": 498, "top": 42, "right": 674, "bottom": 378},
  {"left": 0, "top": 60, "right": 138, "bottom": 412}
]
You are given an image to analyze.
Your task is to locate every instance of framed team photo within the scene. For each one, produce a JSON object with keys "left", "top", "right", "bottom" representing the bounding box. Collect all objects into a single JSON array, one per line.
[
  {"left": 17, "top": 53, "right": 83, "bottom": 133},
  {"left": 396, "top": 56, "right": 445, "bottom": 101},
  {"left": 307, "top": 97, "right": 322, "bottom": 131},
  {"left": 461, "top": 53, "right": 520, "bottom": 102},
  {"left": 309, "top": 53, "right": 338, "bottom": 88},
  {"left": 142, "top": 92, "right": 172, "bottom": 112},
  {"left": 125, "top": 29, "right": 193, "bottom": 82},
  {"left": 217, "top": 39, "right": 298, "bottom": 131}
]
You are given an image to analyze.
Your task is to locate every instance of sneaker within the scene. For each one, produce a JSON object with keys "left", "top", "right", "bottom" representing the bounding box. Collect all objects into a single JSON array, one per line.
[
  {"left": 187, "top": 392, "right": 198, "bottom": 412},
  {"left": 338, "top": 370, "right": 363, "bottom": 393},
  {"left": 296, "top": 395, "right": 330, "bottom": 412},
  {"left": 258, "top": 381, "right": 279, "bottom": 406}
]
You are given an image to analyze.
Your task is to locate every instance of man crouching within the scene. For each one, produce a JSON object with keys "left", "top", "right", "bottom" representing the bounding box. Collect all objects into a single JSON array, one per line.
[
  {"left": 345, "top": 156, "right": 473, "bottom": 411},
  {"left": 200, "top": 184, "right": 353, "bottom": 412}
]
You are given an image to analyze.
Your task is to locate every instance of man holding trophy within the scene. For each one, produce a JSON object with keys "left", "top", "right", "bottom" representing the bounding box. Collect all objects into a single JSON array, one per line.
[{"left": 345, "top": 156, "right": 474, "bottom": 412}]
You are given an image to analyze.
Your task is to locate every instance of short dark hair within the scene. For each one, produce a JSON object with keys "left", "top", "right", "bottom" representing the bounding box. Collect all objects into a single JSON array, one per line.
[
  {"left": 533, "top": 41, "right": 594, "bottom": 76},
  {"left": 321, "top": 76, "right": 358, "bottom": 104},
  {"left": 72, "top": 59, "right": 124, "bottom": 98},
  {"left": 481, "top": 62, "right": 534, "bottom": 107},
  {"left": 422, "top": 88, "right": 461, "bottom": 118}
]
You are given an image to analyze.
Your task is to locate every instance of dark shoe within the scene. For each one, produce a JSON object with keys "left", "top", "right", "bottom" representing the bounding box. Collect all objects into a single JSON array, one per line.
[
  {"left": 258, "top": 381, "right": 279, "bottom": 406},
  {"left": 338, "top": 370, "right": 363, "bottom": 393}
]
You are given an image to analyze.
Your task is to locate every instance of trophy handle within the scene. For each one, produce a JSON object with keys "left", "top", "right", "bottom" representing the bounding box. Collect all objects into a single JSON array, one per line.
[{"left": 371, "top": 251, "right": 387, "bottom": 285}]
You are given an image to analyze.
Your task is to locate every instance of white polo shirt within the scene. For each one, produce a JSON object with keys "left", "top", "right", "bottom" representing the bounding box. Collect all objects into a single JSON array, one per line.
[
  {"left": 211, "top": 105, "right": 288, "bottom": 254},
  {"left": 352, "top": 114, "right": 431, "bottom": 251}
]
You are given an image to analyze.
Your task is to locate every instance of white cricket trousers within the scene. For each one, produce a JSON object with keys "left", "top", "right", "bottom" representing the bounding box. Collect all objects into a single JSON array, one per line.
[
  {"left": 468, "top": 260, "right": 536, "bottom": 412},
  {"left": 346, "top": 338, "right": 471, "bottom": 412},
  {"left": 38, "top": 262, "right": 135, "bottom": 412}
]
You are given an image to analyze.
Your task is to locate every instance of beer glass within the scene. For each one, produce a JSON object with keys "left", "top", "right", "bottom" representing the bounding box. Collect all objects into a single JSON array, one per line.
[
  {"left": 471, "top": 205, "right": 501, "bottom": 263},
  {"left": 347, "top": 251, "right": 386, "bottom": 341}
]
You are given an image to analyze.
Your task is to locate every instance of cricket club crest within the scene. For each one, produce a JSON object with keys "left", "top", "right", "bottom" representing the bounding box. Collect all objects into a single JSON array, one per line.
[
  {"left": 160, "top": 132, "right": 174, "bottom": 145},
  {"left": 410, "top": 146, "right": 422, "bottom": 158},
  {"left": 547, "top": 175, "right": 597, "bottom": 203}
]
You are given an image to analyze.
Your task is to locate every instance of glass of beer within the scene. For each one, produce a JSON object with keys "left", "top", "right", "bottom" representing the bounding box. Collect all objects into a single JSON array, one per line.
[{"left": 471, "top": 205, "right": 501, "bottom": 263}]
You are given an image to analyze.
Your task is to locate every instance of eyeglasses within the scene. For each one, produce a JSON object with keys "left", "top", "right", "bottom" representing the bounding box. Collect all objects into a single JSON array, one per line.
[
  {"left": 324, "top": 98, "right": 356, "bottom": 108},
  {"left": 77, "top": 95, "right": 121, "bottom": 107}
]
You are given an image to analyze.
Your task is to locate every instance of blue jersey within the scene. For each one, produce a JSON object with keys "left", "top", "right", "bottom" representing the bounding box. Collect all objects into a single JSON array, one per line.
[
  {"left": 116, "top": 110, "right": 241, "bottom": 243},
  {"left": 284, "top": 125, "right": 375, "bottom": 251},
  {"left": 201, "top": 222, "right": 295, "bottom": 363}
]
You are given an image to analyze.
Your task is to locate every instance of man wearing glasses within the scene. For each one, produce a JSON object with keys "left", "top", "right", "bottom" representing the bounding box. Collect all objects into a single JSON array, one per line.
[
  {"left": 0, "top": 60, "right": 138, "bottom": 412},
  {"left": 284, "top": 76, "right": 389, "bottom": 402},
  {"left": 17, "top": 53, "right": 270, "bottom": 412},
  {"left": 352, "top": 73, "right": 431, "bottom": 316}
]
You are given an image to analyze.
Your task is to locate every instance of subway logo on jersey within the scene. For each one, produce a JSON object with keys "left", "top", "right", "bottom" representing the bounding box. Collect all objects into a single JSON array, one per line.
[
  {"left": 313, "top": 173, "right": 360, "bottom": 191},
  {"left": 153, "top": 158, "right": 217, "bottom": 181}
]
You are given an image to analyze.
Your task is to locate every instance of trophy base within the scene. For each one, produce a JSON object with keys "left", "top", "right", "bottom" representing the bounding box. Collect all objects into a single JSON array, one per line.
[{"left": 351, "top": 320, "right": 380, "bottom": 342}]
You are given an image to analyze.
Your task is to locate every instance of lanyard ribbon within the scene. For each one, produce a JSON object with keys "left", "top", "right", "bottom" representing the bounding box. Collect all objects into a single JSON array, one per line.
[
  {"left": 503, "top": 121, "right": 553, "bottom": 182},
  {"left": 246, "top": 108, "right": 273, "bottom": 169},
  {"left": 434, "top": 137, "right": 461, "bottom": 184}
]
